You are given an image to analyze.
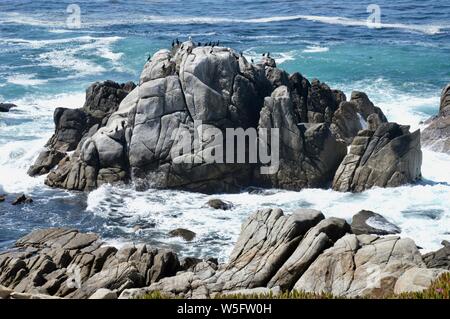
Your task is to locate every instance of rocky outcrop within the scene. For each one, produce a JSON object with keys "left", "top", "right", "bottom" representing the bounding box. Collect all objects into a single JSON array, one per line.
[
  {"left": 422, "top": 84, "right": 450, "bottom": 153},
  {"left": 0, "top": 228, "right": 180, "bottom": 299},
  {"left": 351, "top": 210, "right": 401, "bottom": 235},
  {"left": 0, "top": 103, "right": 17, "bottom": 112},
  {"left": 332, "top": 123, "right": 422, "bottom": 192},
  {"left": 28, "top": 81, "right": 135, "bottom": 178},
  {"left": 0, "top": 207, "right": 446, "bottom": 299},
  {"left": 31, "top": 42, "right": 405, "bottom": 194}
]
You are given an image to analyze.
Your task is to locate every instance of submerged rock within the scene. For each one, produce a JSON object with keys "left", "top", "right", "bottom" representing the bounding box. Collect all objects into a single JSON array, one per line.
[
  {"left": 332, "top": 123, "right": 422, "bottom": 192},
  {"left": 0, "top": 194, "right": 5, "bottom": 202},
  {"left": 168, "top": 228, "right": 196, "bottom": 241},
  {"left": 351, "top": 210, "right": 401, "bottom": 235},
  {"left": 207, "top": 199, "right": 233, "bottom": 210},
  {"left": 11, "top": 194, "right": 33, "bottom": 205}
]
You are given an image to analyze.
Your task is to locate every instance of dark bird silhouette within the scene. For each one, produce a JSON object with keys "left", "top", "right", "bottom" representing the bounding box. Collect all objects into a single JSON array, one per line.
[
  {"left": 217, "top": 40, "right": 220, "bottom": 46},
  {"left": 267, "top": 52, "right": 270, "bottom": 57},
  {"left": 176, "top": 38, "right": 180, "bottom": 45},
  {"left": 172, "top": 40, "right": 174, "bottom": 47},
  {"left": 262, "top": 53, "right": 265, "bottom": 57},
  {"left": 251, "top": 58, "right": 254, "bottom": 63},
  {"left": 198, "top": 42, "right": 201, "bottom": 47}
]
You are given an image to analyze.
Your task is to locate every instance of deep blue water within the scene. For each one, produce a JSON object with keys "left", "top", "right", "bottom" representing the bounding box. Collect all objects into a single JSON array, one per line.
[{"left": 0, "top": 0, "right": 449, "bottom": 260}]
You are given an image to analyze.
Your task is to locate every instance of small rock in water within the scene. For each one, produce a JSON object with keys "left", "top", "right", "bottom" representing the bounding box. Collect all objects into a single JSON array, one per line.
[
  {"left": 0, "top": 103, "right": 17, "bottom": 112},
  {"left": 0, "top": 195, "right": 6, "bottom": 202},
  {"left": 351, "top": 210, "right": 401, "bottom": 235},
  {"left": 11, "top": 194, "right": 33, "bottom": 205},
  {"left": 207, "top": 199, "right": 233, "bottom": 210},
  {"left": 168, "top": 228, "right": 196, "bottom": 241}
]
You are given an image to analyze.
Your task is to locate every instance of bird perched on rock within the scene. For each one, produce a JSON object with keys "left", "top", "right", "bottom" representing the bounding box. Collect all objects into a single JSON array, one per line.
[
  {"left": 171, "top": 40, "right": 175, "bottom": 47},
  {"left": 198, "top": 42, "right": 201, "bottom": 47},
  {"left": 176, "top": 38, "right": 180, "bottom": 45}
]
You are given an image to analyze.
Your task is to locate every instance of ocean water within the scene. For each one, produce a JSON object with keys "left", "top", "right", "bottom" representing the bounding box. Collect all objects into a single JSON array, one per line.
[{"left": 0, "top": 0, "right": 449, "bottom": 261}]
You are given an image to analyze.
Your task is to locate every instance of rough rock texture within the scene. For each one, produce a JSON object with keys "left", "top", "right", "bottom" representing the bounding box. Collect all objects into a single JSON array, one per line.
[
  {"left": 351, "top": 210, "right": 401, "bottom": 235},
  {"left": 422, "top": 84, "right": 450, "bottom": 153},
  {"left": 168, "top": 228, "right": 196, "bottom": 241},
  {"left": 0, "top": 228, "right": 180, "bottom": 299},
  {"left": 207, "top": 199, "right": 233, "bottom": 210},
  {"left": 330, "top": 92, "right": 387, "bottom": 145},
  {"left": 422, "top": 241, "right": 450, "bottom": 270},
  {"left": 254, "top": 87, "right": 347, "bottom": 190},
  {"left": 332, "top": 123, "right": 422, "bottom": 192},
  {"left": 0, "top": 103, "right": 17, "bottom": 112},
  {"left": 28, "top": 81, "right": 135, "bottom": 178},
  {"left": 394, "top": 267, "right": 449, "bottom": 294},
  {"left": 0, "top": 208, "right": 446, "bottom": 299},
  {"left": 32, "top": 43, "right": 398, "bottom": 194},
  {"left": 293, "top": 234, "right": 426, "bottom": 297}
]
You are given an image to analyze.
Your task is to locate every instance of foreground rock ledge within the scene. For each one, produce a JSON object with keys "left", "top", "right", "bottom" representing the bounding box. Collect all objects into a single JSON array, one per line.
[
  {"left": 0, "top": 208, "right": 447, "bottom": 299},
  {"left": 28, "top": 41, "right": 422, "bottom": 194}
]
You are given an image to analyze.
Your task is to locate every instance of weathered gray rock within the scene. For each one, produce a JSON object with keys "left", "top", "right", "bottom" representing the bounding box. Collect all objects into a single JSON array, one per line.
[
  {"left": 422, "top": 241, "right": 450, "bottom": 270},
  {"left": 0, "top": 284, "right": 13, "bottom": 298},
  {"left": 88, "top": 288, "right": 118, "bottom": 299},
  {"left": 394, "top": 267, "right": 449, "bottom": 294},
  {"left": 29, "top": 81, "right": 134, "bottom": 178},
  {"left": 333, "top": 123, "right": 422, "bottom": 192},
  {"left": 11, "top": 194, "right": 33, "bottom": 205},
  {"left": 421, "top": 84, "right": 450, "bottom": 153},
  {"left": 207, "top": 199, "right": 233, "bottom": 210},
  {"left": 267, "top": 217, "right": 350, "bottom": 290},
  {"left": 255, "top": 86, "right": 347, "bottom": 190},
  {"left": 33, "top": 42, "right": 393, "bottom": 194},
  {"left": 351, "top": 210, "right": 401, "bottom": 235},
  {"left": 0, "top": 229, "right": 180, "bottom": 299},
  {"left": 293, "top": 234, "right": 425, "bottom": 297}
]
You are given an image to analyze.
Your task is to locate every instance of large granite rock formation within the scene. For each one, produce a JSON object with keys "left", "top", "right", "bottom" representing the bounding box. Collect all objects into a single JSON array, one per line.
[
  {"left": 422, "top": 84, "right": 450, "bottom": 153},
  {"left": 332, "top": 123, "right": 422, "bottom": 192},
  {"left": 29, "top": 42, "right": 409, "bottom": 194}
]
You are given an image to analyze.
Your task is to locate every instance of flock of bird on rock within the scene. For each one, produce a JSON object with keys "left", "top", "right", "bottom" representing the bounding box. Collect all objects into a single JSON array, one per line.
[{"left": 147, "top": 37, "right": 273, "bottom": 65}]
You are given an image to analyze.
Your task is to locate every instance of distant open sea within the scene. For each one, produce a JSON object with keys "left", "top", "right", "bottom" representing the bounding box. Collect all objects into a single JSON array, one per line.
[{"left": 0, "top": 0, "right": 449, "bottom": 261}]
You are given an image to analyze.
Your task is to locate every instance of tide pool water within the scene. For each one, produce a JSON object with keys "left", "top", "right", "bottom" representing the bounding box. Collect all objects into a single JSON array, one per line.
[{"left": 0, "top": 0, "right": 449, "bottom": 261}]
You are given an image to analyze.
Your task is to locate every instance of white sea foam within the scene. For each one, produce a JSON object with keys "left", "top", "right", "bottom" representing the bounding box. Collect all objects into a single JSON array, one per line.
[
  {"left": 138, "top": 14, "right": 443, "bottom": 35},
  {"left": 6, "top": 74, "right": 48, "bottom": 86},
  {"left": 302, "top": 45, "right": 329, "bottom": 53}
]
